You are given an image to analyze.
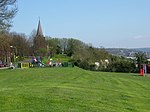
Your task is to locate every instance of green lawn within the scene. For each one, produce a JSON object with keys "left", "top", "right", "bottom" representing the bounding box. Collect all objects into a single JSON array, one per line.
[{"left": 0, "top": 67, "right": 150, "bottom": 112}]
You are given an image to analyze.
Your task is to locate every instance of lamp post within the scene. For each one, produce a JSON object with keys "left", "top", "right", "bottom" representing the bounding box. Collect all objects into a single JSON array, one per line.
[{"left": 10, "top": 46, "right": 17, "bottom": 63}]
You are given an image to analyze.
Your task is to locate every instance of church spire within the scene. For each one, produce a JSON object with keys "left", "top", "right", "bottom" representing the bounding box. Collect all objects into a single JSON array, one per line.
[{"left": 36, "top": 18, "right": 43, "bottom": 36}]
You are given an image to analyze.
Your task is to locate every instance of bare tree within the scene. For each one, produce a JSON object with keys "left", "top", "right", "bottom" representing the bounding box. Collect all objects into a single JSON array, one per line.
[
  {"left": 33, "top": 35, "right": 47, "bottom": 56},
  {"left": 0, "top": 0, "right": 17, "bottom": 31},
  {"left": 0, "top": 32, "right": 11, "bottom": 64},
  {"left": 10, "top": 32, "right": 30, "bottom": 57}
]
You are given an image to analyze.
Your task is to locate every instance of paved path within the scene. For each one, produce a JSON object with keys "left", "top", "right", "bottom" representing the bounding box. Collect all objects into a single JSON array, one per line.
[{"left": 0, "top": 67, "right": 10, "bottom": 70}]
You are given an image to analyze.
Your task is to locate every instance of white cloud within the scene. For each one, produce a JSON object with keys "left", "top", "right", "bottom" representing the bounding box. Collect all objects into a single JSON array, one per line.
[{"left": 133, "top": 35, "right": 144, "bottom": 39}]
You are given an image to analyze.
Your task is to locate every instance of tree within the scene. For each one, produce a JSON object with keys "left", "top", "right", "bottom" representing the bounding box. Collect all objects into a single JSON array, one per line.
[
  {"left": 66, "top": 38, "right": 75, "bottom": 56},
  {"left": 33, "top": 35, "right": 47, "bottom": 56},
  {"left": 10, "top": 32, "right": 30, "bottom": 58},
  {"left": 0, "top": 0, "right": 17, "bottom": 31},
  {"left": 46, "top": 37, "right": 58, "bottom": 56},
  {"left": 135, "top": 52, "right": 147, "bottom": 68},
  {"left": 0, "top": 32, "right": 11, "bottom": 64},
  {"left": 59, "top": 38, "right": 68, "bottom": 54},
  {"left": 106, "top": 57, "right": 135, "bottom": 73}
]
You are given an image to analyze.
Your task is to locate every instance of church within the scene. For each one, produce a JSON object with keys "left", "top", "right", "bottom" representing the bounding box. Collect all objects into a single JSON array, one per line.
[{"left": 33, "top": 20, "right": 47, "bottom": 56}]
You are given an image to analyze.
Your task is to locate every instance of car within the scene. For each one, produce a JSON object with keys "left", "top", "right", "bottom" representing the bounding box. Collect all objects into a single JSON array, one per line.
[{"left": 0, "top": 64, "right": 4, "bottom": 67}]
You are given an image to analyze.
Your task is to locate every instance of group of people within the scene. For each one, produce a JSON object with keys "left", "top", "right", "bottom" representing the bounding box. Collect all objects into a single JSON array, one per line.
[
  {"left": 31, "top": 56, "right": 44, "bottom": 67},
  {"left": 47, "top": 58, "right": 62, "bottom": 67},
  {"left": 0, "top": 56, "right": 63, "bottom": 69},
  {"left": 31, "top": 56, "right": 62, "bottom": 67}
]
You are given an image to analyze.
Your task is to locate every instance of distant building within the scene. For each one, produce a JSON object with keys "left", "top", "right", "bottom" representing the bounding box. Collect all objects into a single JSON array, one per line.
[
  {"left": 33, "top": 19, "right": 46, "bottom": 56},
  {"left": 36, "top": 19, "right": 43, "bottom": 36}
]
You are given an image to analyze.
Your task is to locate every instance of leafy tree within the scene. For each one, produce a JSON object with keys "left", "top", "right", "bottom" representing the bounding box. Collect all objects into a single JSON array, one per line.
[
  {"left": 135, "top": 52, "right": 147, "bottom": 68},
  {"left": 59, "top": 38, "right": 68, "bottom": 54},
  {"left": 66, "top": 38, "right": 76, "bottom": 56},
  {"left": 0, "top": 0, "right": 17, "bottom": 31},
  {"left": 46, "top": 37, "right": 59, "bottom": 56},
  {"left": 106, "top": 56, "right": 136, "bottom": 72}
]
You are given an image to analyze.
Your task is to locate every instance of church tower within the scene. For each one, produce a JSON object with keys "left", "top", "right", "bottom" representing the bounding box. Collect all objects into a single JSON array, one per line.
[
  {"left": 33, "top": 19, "right": 46, "bottom": 56},
  {"left": 36, "top": 19, "right": 43, "bottom": 36}
]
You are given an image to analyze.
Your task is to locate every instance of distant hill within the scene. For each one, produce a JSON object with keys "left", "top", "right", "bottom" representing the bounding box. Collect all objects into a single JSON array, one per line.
[
  {"left": 105, "top": 48, "right": 150, "bottom": 58},
  {"left": 133, "top": 48, "right": 150, "bottom": 52}
]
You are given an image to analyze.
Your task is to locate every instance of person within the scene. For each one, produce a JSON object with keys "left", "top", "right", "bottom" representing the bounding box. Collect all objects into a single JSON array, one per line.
[
  {"left": 32, "top": 56, "right": 37, "bottom": 64},
  {"left": 0, "top": 60, "right": 2, "bottom": 64},
  {"left": 48, "top": 58, "right": 53, "bottom": 67},
  {"left": 0, "top": 60, "right": 4, "bottom": 67},
  {"left": 10, "top": 62, "right": 15, "bottom": 69},
  {"left": 33, "top": 57, "right": 37, "bottom": 63}
]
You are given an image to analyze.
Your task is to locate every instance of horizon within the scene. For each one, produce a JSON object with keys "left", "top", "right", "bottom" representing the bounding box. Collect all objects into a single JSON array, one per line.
[{"left": 11, "top": 0, "right": 150, "bottom": 48}]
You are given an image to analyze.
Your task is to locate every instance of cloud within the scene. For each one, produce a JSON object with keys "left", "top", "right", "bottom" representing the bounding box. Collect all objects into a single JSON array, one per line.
[{"left": 133, "top": 35, "right": 144, "bottom": 39}]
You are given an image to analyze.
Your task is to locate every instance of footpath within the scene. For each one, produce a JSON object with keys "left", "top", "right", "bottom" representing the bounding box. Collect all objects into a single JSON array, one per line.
[{"left": 0, "top": 67, "right": 10, "bottom": 70}]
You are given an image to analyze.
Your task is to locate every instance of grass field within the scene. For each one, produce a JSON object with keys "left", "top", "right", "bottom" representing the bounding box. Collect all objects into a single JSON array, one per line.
[{"left": 0, "top": 67, "right": 150, "bottom": 112}]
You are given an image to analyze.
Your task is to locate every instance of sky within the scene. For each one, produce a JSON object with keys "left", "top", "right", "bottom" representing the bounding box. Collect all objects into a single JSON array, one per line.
[{"left": 11, "top": 0, "right": 150, "bottom": 48}]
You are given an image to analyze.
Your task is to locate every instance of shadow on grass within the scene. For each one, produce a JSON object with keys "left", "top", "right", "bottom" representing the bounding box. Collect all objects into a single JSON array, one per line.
[{"left": 131, "top": 74, "right": 141, "bottom": 77}]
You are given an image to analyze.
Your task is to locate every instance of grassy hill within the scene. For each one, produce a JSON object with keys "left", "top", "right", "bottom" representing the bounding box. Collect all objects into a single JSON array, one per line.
[{"left": 0, "top": 67, "right": 150, "bottom": 112}]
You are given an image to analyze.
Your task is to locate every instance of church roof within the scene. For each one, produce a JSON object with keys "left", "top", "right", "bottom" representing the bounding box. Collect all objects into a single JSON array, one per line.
[{"left": 36, "top": 20, "right": 43, "bottom": 36}]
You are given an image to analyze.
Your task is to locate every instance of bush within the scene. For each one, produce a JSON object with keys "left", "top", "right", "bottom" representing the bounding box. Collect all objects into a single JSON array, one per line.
[
  {"left": 74, "top": 59, "right": 91, "bottom": 70},
  {"left": 106, "top": 60, "right": 136, "bottom": 73}
]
